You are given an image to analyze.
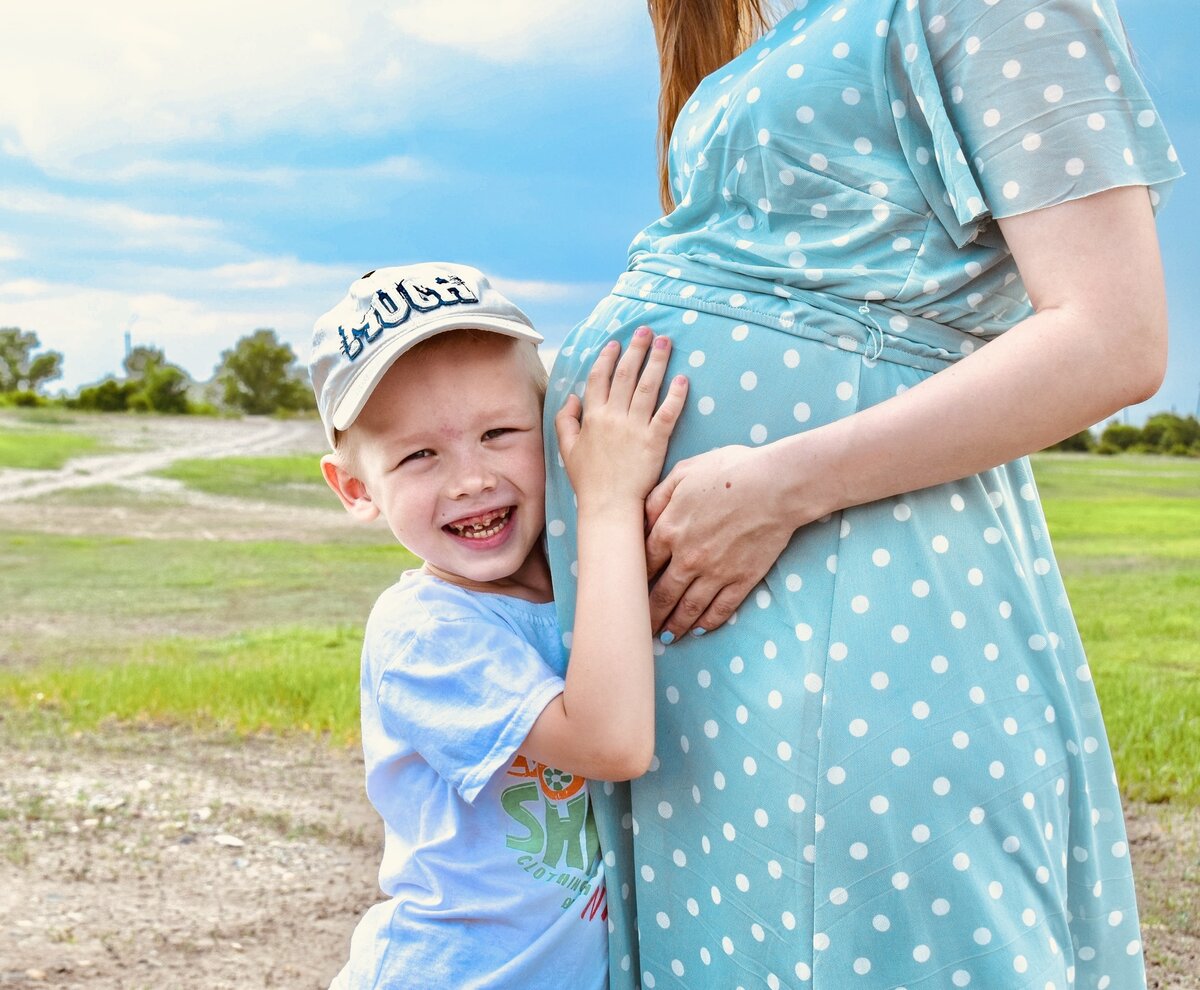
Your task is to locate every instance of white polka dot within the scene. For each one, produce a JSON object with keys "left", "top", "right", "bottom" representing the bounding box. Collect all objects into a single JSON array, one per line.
[
  {"left": 1069, "top": 40, "right": 1087, "bottom": 58},
  {"left": 1066, "top": 157, "right": 1085, "bottom": 177},
  {"left": 682, "top": 310, "right": 699, "bottom": 325},
  {"left": 891, "top": 624, "right": 910, "bottom": 643},
  {"left": 932, "top": 897, "right": 950, "bottom": 915},
  {"left": 833, "top": 42, "right": 850, "bottom": 58},
  {"left": 912, "top": 579, "right": 930, "bottom": 598},
  {"left": 842, "top": 86, "right": 860, "bottom": 105},
  {"left": 933, "top": 777, "right": 951, "bottom": 796},
  {"left": 746, "top": 87, "right": 761, "bottom": 104},
  {"left": 750, "top": 424, "right": 768, "bottom": 444},
  {"left": 870, "top": 795, "right": 889, "bottom": 814},
  {"left": 836, "top": 381, "right": 854, "bottom": 401},
  {"left": 757, "top": 129, "right": 771, "bottom": 145},
  {"left": 849, "top": 718, "right": 869, "bottom": 737},
  {"left": 1022, "top": 132, "right": 1042, "bottom": 151},
  {"left": 953, "top": 970, "right": 971, "bottom": 987},
  {"left": 912, "top": 700, "right": 930, "bottom": 719},
  {"left": 954, "top": 852, "right": 971, "bottom": 871},
  {"left": 854, "top": 137, "right": 872, "bottom": 155},
  {"left": 796, "top": 105, "right": 815, "bottom": 124},
  {"left": 850, "top": 842, "right": 868, "bottom": 860},
  {"left": 1087, "top": 113, "right": 1106, "bottom": 131},
  {"left": 952, "top": 731, "right": 970, "bottom": 749},
  {"left": 914, "top": 944, "right": 931, "bottom": 963},
  {"left": 932, "top": 535, "right": 950, "bottom": 553},
  {"left": 1014, "top": 955, "right": 1029, "bottom": 974},
  {"left": 658, "top": 801, "right": 673, "bottom": 819},
  {"left": 965, "top": 36, "right": 980, "bottom": 55},
  {"left": 787, "top": 63, "right": 805, "bottom": 79},
  {"left": 1003, "top": 181, "right": 1020, "bottom": 200},
  {"left": 1044, "top": 84, "right": 1064, "bottom": 103},
  {"left": 829, "top": 642, "right": 848, "bottom": 661},
  {"left": 1003, "top": 59, "right": 1021, "bottom": 79},
  {"left": 697, "top": 396, "right": 715, "bottom": 415},
  {"left": 804, "top": 673, "right": 822, "bottom": 693},
  {"left": 704, "top": 720, "right": 719, "bottom": 738},
  {"left": 1025, "top": 11, "right": 1045, "bottom": 28},
  {"left": 892, "top": 748, "right": 910, "bottom": 767},
  {"left": 983, "top": 108, "right": 1001, "bottom": 127},
  {"left": 989, "top": 761, "right": 1005, "bottom": 779},
  {"left": 870, "top": 671, "right": 889, "bottom": 690},
  {"left": 912, "top": 823, "right": 931, "bottom": 842},
  {"left": 892, "top": 871, "right": 910, "bottom": 890}
]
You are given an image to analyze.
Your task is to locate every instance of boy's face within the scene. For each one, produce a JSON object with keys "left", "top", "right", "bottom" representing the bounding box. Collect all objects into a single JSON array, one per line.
[{"left": 340, "top": 333, "right": 550, "bottom": 600}]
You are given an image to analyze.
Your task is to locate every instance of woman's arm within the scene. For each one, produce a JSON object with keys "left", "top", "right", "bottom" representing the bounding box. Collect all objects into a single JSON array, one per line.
[
  {"left": 521, "top": 330, "right": 688, "bottom": 780},
  {"left": 644, "top": 185, "right": 1167, "bottom": 639}
]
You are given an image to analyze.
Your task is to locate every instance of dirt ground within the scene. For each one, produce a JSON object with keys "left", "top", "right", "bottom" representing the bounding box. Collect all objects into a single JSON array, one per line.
[
  {"left": 0, "top": 725, "right": 1196, "bottom": 989},
  {"left": 2, "top": 413, "right": 1198, "bottom": 988}
]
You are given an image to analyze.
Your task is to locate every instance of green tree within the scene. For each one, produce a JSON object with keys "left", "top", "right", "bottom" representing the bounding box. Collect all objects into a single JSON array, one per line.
[
  {"left": 126, "top": 346, "right": 191, "bottom": 413},
  {"left": 1045, "top": 428, "right": 1095, "bottom": 453},
  {"left": 216, "top": 329, "right": 313, "bottom": 415},
  {"left": 0, "top": 327, "right": 64, "bottom": 393}
]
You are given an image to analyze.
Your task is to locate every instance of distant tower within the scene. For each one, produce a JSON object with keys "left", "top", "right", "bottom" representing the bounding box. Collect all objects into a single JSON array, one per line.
[{"left": 124, "top": 330, "right": 132, "bottom": 362}]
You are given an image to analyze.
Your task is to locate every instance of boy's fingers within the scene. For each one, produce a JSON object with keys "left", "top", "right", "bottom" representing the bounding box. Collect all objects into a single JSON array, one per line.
[
  {"left": 606, "top": 327, "right": 654, "bottom": 407},
  {"left": 585, "top": 340, "right": 620, "bottom": 406},
  {"left": 649, "top": 374, "right": 688, "bottom": 436},
  {"left": 629, "top": 335, "right": 673, "bottom": 418},
  {"left": 554, "top": 395, "right": 582, "bottom": 454}
]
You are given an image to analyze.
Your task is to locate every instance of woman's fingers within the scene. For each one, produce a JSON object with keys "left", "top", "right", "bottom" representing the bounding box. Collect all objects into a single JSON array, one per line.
[
  {"left": 654, "top": 574, "right": 725, "bottom": 640},
  {"left": 690, "top": 584, "right": 748, "bottom": 637},
  {"left": 645, "top": 461, "right": 686, "bottom": 534}
]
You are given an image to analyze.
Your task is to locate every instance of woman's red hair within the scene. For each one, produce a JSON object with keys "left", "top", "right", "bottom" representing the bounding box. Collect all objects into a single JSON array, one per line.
[{"left": 646, "top": 0, "right": 770, "bottom": 213}]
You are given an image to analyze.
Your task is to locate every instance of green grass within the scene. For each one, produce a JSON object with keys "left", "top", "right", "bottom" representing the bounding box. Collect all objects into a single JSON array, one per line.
[
  {"left": 1032, "top": 453, "right": 1200, "bottom": 805},
  {"left": 154, "top": 454, "right": 330, "bottom": 506},
  {"left": 0, "top": 531, "right": 416, "bottom": 666},
  {"left": 0, "top": 627, "right": 362, "bottom": 742},
  {"left": 0, "top": 427, "right": 105, "bottom": 469},
  {"left": 0, "top": 451, "right": 1196, "bottom": 806}
]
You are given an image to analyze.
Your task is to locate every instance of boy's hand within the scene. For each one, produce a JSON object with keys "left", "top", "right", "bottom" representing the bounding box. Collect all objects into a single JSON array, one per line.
[{"left": 555, "top": 327, "right": 688, "bottom": 510}]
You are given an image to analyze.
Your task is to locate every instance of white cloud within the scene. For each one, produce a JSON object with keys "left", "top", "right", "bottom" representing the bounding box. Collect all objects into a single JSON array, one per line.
[
  {"left": 0, "top": 238, "right": 21, "bottom": 262},
  {"left": 0, "top": 189, "right": 230, "bottom": 255},
  {"left": 42, "top": 155, "right": 429, "bottom": 187},
  {"left": 390, "top": 2, "right": 645, "bottom": 64},
  {"left": 0, "top": 1, "right": 647, "bottom": 172},
  {"left": 0, "top": 263, "right": 603, "bottom": 389}
]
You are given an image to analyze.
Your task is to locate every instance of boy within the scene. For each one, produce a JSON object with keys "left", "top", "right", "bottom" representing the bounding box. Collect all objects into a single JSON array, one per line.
[{"left": 309, "top": 262, "right": 687, "bottom": 989}]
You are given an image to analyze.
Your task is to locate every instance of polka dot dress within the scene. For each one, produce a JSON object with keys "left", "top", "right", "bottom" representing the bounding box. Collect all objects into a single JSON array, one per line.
[{"left": 543, "top": 1, "right": 1182, "bottom": 987}]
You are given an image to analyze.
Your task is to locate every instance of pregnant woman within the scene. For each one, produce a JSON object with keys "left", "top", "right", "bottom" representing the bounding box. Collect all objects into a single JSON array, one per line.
[{"left": 543, "top": 0, "right": 1182, "bottom": 987}]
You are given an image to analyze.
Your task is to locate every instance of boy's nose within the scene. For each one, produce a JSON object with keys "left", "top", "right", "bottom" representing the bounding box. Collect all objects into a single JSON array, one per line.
[{"left": 448, "top": 464, "right": 498, "bottom": 499}]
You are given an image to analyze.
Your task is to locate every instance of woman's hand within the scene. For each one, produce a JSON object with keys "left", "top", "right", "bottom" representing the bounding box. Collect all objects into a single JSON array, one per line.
[{"left": 644, "top": 442, "right": 804, "bottom": 640}]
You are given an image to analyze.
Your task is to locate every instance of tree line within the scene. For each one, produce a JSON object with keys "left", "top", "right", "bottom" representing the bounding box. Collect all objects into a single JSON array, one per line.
[
  {"left": 1046, "top": 415, "right": 1200, "bottom": 457},
  {"left": 3, "top": 325, "right": 1198, "bottom": 454},
  {"left": 0, "top": 327, "right": 314, "bottom": 416}
]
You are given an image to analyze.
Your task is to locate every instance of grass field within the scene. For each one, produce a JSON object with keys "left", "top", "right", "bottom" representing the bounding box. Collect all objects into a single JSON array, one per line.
[
  {"left": 154, "top": 454, "right": 331, "bottom": 506},
  {"left": 1, "top": 451, "right": 1197, "bottom": 804},
  {"left": 0, "top": 425, "right": 107, "bottom": 469}
]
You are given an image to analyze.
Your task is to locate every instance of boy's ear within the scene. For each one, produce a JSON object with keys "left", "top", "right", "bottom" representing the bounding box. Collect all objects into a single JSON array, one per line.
[{"left": 321, "top": 454, "right": 380, "bottom": 523}]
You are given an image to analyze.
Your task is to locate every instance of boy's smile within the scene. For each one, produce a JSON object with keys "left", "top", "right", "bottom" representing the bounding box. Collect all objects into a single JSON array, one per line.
[{"left": 338, "top": 332, "right": 551, "bottom": 602}]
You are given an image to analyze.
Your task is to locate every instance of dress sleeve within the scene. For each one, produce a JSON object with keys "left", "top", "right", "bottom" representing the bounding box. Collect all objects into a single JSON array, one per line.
[
  {"left": 886, "top": 0, "right": 1183, "bottom": 247},
  {"left": 370, "top": 613, "right": 565, "bottom": 804}
]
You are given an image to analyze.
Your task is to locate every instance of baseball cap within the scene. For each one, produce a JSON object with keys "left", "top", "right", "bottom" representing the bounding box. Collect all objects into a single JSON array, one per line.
[{"left": 310, "top": 262, "right": 542, "bottom": 446}]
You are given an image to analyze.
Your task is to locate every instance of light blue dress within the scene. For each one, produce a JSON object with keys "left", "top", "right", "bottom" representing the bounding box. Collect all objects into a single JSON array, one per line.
[{"left": 543, "top": 1, "right": 1182, "bottom": 987}]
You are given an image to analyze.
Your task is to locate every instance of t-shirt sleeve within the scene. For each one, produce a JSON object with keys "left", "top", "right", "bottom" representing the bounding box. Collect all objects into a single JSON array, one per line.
[
  {"left": 887, "top": 0, "right": 1183, "bottom": 247},
  {"left": 369, "top": 609, "right": 565, "bottom": 804}
]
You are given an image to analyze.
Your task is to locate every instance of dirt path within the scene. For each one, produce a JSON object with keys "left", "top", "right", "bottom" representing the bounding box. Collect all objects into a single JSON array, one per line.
[
  {"left": 1, "top": 727, "right": 1196, "bottom": 989},
  {"left": 0, "top": 417, "right": 323, "bottom": 505}
]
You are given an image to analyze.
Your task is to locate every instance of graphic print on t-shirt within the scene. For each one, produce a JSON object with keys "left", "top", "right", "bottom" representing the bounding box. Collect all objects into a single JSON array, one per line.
[{"left": 502, "top": 755, "right": 603, "bottom": 912}]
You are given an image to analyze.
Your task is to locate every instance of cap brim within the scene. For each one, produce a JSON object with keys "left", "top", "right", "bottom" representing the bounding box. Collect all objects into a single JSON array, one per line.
[{"left": 330, "top": 315, "right": 543, "bottom": 434}]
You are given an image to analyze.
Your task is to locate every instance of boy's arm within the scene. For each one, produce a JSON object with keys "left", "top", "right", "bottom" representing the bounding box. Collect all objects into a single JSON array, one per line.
[{"left": 521, "top": 330, "right": 687, "bottom": 781}]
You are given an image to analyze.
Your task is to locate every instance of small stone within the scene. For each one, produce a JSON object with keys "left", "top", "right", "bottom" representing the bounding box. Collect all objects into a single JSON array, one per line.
[
  {"left": 213, "top": 833, "right": 245, "bottom": 848},
  {"left": 25, "top": 969, "right": 47, "bottom": 981},
  {"left": 194, "top": 806, "right": 212, "bottom": 821},
  {"left": 136, "top": 779, "right": 152, "bottom": 792}
]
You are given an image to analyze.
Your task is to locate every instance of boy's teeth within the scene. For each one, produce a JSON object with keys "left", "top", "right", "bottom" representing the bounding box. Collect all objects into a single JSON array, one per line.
[{"left": 450, "top": 507, "right": 511, "bottom": 538}]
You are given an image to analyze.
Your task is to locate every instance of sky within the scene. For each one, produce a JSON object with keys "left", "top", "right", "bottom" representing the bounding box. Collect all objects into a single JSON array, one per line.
[{"left": 0, "top": 0, "right": 1195, "bottom": 422}]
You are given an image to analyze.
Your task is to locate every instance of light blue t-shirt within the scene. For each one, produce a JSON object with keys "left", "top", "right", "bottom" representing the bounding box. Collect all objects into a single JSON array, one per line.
[{"left": 330, "top": 570, "right": 607, "bottom": 990}]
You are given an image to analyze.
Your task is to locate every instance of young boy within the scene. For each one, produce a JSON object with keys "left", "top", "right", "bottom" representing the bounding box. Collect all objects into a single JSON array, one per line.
[{"left": 309, "top": 262, "right": 687, "bottom": 989}]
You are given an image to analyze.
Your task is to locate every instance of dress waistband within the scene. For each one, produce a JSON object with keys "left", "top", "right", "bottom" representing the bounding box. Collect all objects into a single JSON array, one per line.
[{"left": 612, "top": 264, "right": 990, "bottom": 375}]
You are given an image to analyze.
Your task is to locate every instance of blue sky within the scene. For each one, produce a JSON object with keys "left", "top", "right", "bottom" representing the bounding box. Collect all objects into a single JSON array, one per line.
[{"left": 0, "top": 1, "right": 1194, "bottom": 422}]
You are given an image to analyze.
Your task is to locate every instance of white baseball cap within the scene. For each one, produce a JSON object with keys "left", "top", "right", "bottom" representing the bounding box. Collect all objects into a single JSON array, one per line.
[{"left": 309, "top": 262, "right": 542, "bottom": 447}]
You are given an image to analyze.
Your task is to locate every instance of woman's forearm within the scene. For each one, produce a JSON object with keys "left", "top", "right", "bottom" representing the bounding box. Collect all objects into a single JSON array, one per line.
[{"left": 770, "top": 186, "right": 1168, "bottom": 525}]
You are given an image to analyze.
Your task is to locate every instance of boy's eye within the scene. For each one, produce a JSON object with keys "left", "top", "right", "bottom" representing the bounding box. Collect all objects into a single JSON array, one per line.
[
  {"left": 400, "top": 449, "right": 433, "bottom": 465},
  {"left": 482, "top": 428, "right": 512, "bottom": 441}
]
